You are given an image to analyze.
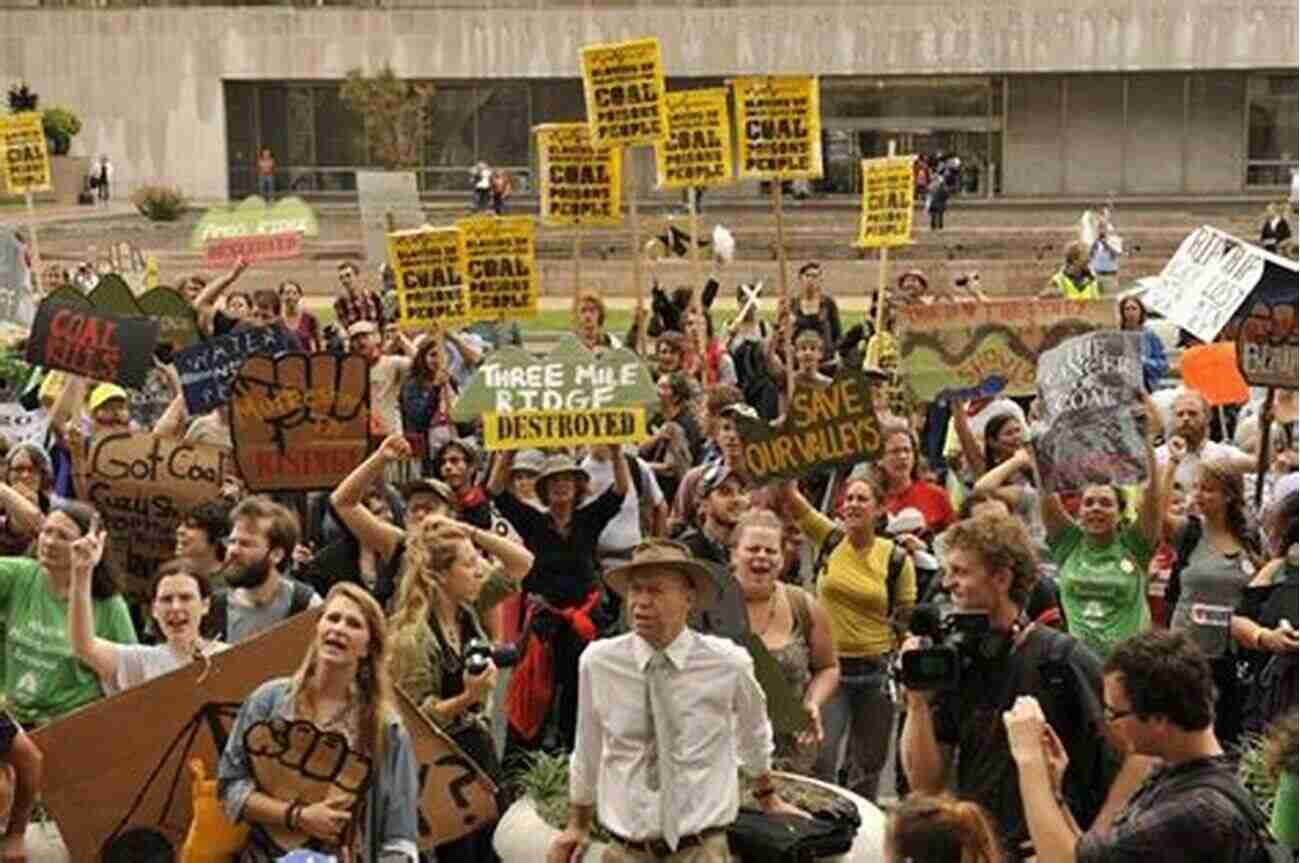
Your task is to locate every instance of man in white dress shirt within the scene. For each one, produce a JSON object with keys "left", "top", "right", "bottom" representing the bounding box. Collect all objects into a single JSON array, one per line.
[{"left": 548, "top": 540, "right": 805, "bottom": 863}]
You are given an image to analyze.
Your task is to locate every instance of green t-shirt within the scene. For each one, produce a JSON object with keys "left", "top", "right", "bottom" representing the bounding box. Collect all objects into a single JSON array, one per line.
[
  {"left": 1049, "top": 523, "right": 1152, "bottom": 659},
  {"left": 0, "top": 557, "right": 137, "bottom": 725},
  {"left": 1273, "top": 770, "right": 1298, "bottom": 851}
]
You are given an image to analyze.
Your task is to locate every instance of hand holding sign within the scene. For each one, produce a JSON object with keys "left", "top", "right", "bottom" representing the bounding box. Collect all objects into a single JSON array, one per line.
[{"left": 230, "top": 353, "right": 371, "bottom": 492}]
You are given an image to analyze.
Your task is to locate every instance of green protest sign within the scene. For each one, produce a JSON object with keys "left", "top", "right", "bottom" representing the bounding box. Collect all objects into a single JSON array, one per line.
[
  {"left": 188, "top": 196, "right": 319, "bottom": 250},
  {"left": 138, "top": 286, "right": 201, "bottom": 351},
  {"left": 451, "top": 335, "right": 658, "bottom": 450},
  {"left": 731, "top": 368, "right": 884, "bottom": 482}
]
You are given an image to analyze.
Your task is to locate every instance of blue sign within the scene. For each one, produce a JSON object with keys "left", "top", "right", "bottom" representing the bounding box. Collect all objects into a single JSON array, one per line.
[{"left": 174, "top": 325, "right": 290, "bottom": 414}]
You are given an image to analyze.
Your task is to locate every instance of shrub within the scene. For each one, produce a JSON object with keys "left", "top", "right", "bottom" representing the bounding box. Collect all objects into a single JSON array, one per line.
[
  {"left": 6, "top": 82, "right": 37, "bottom": 113},
  {"left": 130, "top": 185, "right": 187, "bottom": 222},
  {"left": 42, "top": 107, "right": 82, "bottom": 156}
]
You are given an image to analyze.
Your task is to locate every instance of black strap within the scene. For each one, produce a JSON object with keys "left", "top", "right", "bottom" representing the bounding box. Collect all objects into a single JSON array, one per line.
[
  {"left": 1162, "top": 764, "right": 1283, "bottom": 862},
  {"left": 1165, "top": 517, "right": 1203, "bottom": 627}
]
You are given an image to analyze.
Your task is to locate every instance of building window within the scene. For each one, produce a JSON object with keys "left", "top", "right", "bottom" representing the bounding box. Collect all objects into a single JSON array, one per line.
[{"left": 1246, "top": 73, "right": 1298, "bottom": 187}]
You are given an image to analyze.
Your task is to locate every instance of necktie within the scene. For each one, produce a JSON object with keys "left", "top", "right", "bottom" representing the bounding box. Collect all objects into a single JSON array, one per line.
[{"left": 644, "top": 651, "right": 681, "bottom": 850}]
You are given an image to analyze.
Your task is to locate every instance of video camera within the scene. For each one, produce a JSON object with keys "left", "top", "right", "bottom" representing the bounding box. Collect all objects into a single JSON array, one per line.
[
  {"left": 464, "top": 639, "right": 521, "bottom": 676},
  {"left": 895, "top": 604, "right": 1011, "bottom": 691}
]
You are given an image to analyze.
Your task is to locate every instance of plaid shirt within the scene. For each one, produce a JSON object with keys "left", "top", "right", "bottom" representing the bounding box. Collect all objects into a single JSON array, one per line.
[
  {"left": 333, "top": 289, "right": 385, "bottom": 330},
  {"left": 1077, "top": 756, "right": 1257, "bottom": 863}
]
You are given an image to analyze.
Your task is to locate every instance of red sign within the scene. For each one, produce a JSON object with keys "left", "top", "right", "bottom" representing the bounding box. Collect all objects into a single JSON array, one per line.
[{"left": 203, "top": 231, "right": 303, "bottom": 268}]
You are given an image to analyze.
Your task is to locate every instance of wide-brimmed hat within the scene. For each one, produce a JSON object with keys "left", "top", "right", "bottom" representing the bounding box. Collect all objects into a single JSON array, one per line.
[
  {"left": 398, "top": 477, "right": 457, "bottom": 509},
  {"left": 535, "top": 455, "right": 590, "bottom": 501},
  {"left": 604, "top": 540, "right": 721, "bottom": 610},
  {"left": 510, "top": 449, "right": 546, "bottom": 475}
]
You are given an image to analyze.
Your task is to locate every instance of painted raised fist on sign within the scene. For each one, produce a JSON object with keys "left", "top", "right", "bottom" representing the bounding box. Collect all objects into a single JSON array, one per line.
[
  {"left": 229, "top": 353, "right": 371, "bottom": 493},
  {"left": 244, "top": 717, "right": 373, "bottom": 852}
]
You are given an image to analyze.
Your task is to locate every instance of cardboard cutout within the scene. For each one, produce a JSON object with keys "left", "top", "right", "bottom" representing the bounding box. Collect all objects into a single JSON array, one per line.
[
  {"left": 731, "top": 368, "right": 884, "bottom": 483},
  {"left": 70, "top": 430, "right": 235, "bottom": 597},
  {"left": 731, "top": 76, "right": 823, "bottom": 181},
  {"left": 451, "top": 335, "right": 658, "bottom": 450},
  {"left": 579, "top": 37, "right": 669, "bottom": 149},
  {"left": 189, "top": 196, "right": 319, "bottom": 250},
  {"left": 174, "top": 324, "right": 292, "bottom": 415},
  {"left": 0, "top": 112, "right": 50, "bottom": 194},
  {"left": 655, "top": 88, "right": 734, "bottom": 190},
  {"left": 25, "top": 299, "right": 159, "bottom": 388},
  {"left": 535, "top": 123, "right": 625, "bottom": 226},
  {"left": 229, "top": 352, "right": 370, "bottom": 491},
  {"left": 897, "top": 298, "right": 1114, "bottom": 403}
]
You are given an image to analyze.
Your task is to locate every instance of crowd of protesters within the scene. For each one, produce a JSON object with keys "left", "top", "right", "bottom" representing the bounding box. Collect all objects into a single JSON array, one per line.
[{"left": 0, "top": 229, "right": 1294, "bottom": 863}]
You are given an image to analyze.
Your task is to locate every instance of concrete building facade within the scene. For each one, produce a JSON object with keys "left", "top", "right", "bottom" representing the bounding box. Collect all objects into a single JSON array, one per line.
[{"left": 0, "top": 0, "right": 1295, "bottom": 201}]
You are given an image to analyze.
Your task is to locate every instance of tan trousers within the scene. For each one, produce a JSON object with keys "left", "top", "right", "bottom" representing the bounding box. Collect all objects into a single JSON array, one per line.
[{"left": 600, "top": 832, "right": 732, "bottom": 863}]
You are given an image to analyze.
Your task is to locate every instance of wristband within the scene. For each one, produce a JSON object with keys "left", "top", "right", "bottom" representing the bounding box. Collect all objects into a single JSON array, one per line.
[{"left": 285, "top": 801, "right": 303, "bottom": 831}]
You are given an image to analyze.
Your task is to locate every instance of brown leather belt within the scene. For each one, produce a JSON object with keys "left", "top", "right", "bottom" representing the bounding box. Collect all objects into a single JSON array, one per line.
[{"left": 602, "top": 825, "right": 726, "bottom": 859}]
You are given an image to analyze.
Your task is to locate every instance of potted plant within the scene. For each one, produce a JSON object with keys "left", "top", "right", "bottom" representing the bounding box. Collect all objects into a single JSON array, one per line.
[{"left": 42, "top": 107, "right": 82, "bottom": 157}]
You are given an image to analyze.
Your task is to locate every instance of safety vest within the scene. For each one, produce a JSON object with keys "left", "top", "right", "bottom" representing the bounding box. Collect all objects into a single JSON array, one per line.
[{"left": 1051, "top": 269, "right": 1101, "bottom": 301}]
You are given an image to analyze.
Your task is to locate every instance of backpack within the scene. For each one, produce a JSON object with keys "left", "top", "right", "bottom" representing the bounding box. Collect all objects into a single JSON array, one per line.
[
  {"left": 812, "top": 527, "right": 908, "bottom": 620},
  {"left": 204, "top": 579, "right": 316, "bottom": 642},
  {"left": 1162, "top": 764, "right": 1292, "bottom": 863}
]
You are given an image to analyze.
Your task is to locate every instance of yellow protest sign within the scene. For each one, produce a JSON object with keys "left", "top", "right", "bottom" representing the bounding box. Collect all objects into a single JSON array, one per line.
[
  {"left": 0, "top": 112, "right": 51, "bottom": 194},
  {"left": 655, "top": 88, "right": 734, "bottom": 190},
  {"left": 387, "top": 227, "right": 468, "bottom": 330},
  {"left": 732, "top": 76, "right": 823, "bottom": 181},
  {"left": 484, "top": 408, "right": 648, "bottom": 450},
  {"left": 535, "top": 124, "right": 624, "bottom": 227},
  {"left": 455, "top": 216, "right": 539, "bottom": 322},
  {"left": 580, "top": 37, "right": 669, "bottom": 149},
  {"left": 856, "top": 156, "right": 916, "bottom": 249}
]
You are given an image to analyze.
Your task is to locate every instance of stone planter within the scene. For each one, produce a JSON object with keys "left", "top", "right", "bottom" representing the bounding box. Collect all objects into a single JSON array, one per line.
[
  {"left": 494, "top": 773, "right": 886, "bottom": 863},
  {"left": 0, "top": 156, "right": 90, "bottom": 206}
]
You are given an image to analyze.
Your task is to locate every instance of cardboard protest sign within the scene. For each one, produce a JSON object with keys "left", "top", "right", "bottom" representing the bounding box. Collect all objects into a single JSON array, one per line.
[
  {"left": 189, "top": 196, "right": 319, "bottom": 250},
  {"left": 357, "top": 171, "right": 424, "bottom": 265},
  {"left": 579, "top": 37, "right": 669, "bottom": 149},
  {"left": 730, "top": 369, "right": 883, "bottom": 482},
  {"left": 857, "top": 156, "right": 917, "bottom": 249},
  {"left": 137, "top": 285, "right": 202, "bottom": 352},
  {"left": 1231, "top": 259, "right": 1299, "bottom": 389},
  {"left": 25, "top": 300, "right": 159, "bottom": 389},
  {"left": 1142, "top": 226, "right": 1269, "bottom": 343},
  {"left": 174, "top": 324, "right": 291, "bottom": 415},
  {"left": 655, "top": 88, "right": 734, "bottom": 190},
  {"left": 1182, "top": 342, "right": 1251, "bottom": 406},
  {"left": 896, "top": 298, "right": 1114, "bottom": 403},
  {"left": 0, "top": 402, "right": 48, "bottom": 447},
  {"left": 1033, "top": 331, "right": 1147, "bottom": 492},
  {"left": 0, "top": 226, "right": 33, "bottom": 330},
  {"left": 732, "top": 76, "right": 823, "bottom": 181},
  {"left": 204, "top": 230, "right": 303, "bottom": 269},
  {"left": 451, "top": 336, "right": 658, "bottom": 450},
  {"left": 70, "top": 430, "right": 235, "bottom": 595},
  {"left": 229, "top": 353, "right": 370, "bottom": 491},
  {"left": 455, "top": 215, "right": 539, "bottom": 321},
  {"left": 535, "top": 123, "right": 624, "bottom": 226},
  {"left": 0, "top": 112, "right": 51, "bottom": 194},
  {"left": 387, "top": 226, "right": 469, "bottom": 331}
]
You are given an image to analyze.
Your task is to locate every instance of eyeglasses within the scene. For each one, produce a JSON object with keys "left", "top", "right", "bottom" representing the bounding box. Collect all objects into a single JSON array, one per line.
[{"left": 1103, "top": 704, "right": 1136, "bottom": 723}]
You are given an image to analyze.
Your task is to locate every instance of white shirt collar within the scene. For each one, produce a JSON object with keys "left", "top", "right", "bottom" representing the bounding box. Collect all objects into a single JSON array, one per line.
[{"left": 632, "top": 628, "right": 694, "bottom": 672}]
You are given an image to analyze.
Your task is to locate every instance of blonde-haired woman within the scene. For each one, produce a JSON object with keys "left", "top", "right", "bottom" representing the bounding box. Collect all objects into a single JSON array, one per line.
[
  {"left": 218, "top": 583, "right": 420, "bottom": 862},
  {"left": 389, "top": 514, "right": 534, "bottom": 863}
]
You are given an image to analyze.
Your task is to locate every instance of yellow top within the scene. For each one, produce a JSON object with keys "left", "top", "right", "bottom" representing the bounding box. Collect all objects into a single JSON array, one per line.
[{"left": 798, "top": 508, "right": 916, "bottom": 658}]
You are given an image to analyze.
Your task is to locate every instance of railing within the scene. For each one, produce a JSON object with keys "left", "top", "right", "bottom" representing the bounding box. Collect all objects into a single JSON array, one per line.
[
  {"left": 4, "top": 0, "right": 752, "bottom": 8},
  {"left": 229, "top": 165, "right": 533, "bottom": 199},
  {"left": 1246, "top": 160, "right": 1298, "bottom": 188}
]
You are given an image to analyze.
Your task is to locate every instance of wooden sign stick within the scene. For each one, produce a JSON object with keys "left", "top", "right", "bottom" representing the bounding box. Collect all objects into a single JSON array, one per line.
[
  {"left": 689, "top": 186, "right": 707, "bottom": 378},
  {"left": 1255, "top": 387, "right": 1276, "bottom": 509},
  {"left": 631, "top": 175, "right": 648, "bottom": 355},
  {"left": 872, "top": 139, "right": 897, "bottom": 338},
  {"left": 773, "top": 180, "right": 793, "bottom": 408}
]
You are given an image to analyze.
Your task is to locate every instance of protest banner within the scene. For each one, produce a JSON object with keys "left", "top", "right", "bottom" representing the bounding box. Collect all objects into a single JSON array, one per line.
[
  {"left": 229, "top": 352, "right": 370, "bottom": 491},
  {"left": 0, "top": 112, "right": 51, "bottom": 194},
  {"left": 174, "top": 324, "right": 291, "bottom": 415},
  {"left": 580, "top": 37, "right": 668, "bottom": 149},
  {"left": 455, "top": 215, "right": 539, "bottom": 321},
  {"left": 387, "top": 226, "right": 469, "bottom": 331},
  {"left": 896, "top": 298, "right": 1114, "bottom": 403},
  {"left": 729, "top": 368, "right": 883, "bottom": 483},
  {"left": 189, "top": 196, "right": 319, "bottom": 250},
  {"left": 25, "top": 299, "right": 159, "bottom": 389},
  {"left": 1141, "top": 226, "right": 1271, "bottom": 343},
  {"left": 204, "top": 230, "right": 303, "bottom": 268},
  {"left": 655, "top": 88, "right": 734, "bottom": 190},
  {"left": 1182, "top": 342, "right": 1251, "bottom": 406},
  {"left": 357, "top": 171, "right": 424, "bottom": 266},
  {"left": 856, "top": 155, "right": 917, "bottom": 249},
  {"left": 451, "top": 336, "right": 658, "bottom": 450},
  {"left": 1231, "top": 258, "right": 1299, "bottom": 389},
  {"left": 731, "top": 76, "right": 823, "bottom": 181},
  {"left": 536, "top": 123, "right": 624, "bottom": 227},
  {"left": 0, "top": 226, "right": 33, "bottom": 330},
  {"left": 1033, "top": 331, "right": 1147, "bottom": 492},
  {"left": 70, "top": 430, "right": 235, "bottom": 595}
]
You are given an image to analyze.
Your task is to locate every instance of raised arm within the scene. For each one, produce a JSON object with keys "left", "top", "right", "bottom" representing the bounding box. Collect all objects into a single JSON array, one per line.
[
  {"left": 610, "top": 445, "right": 630, "bottom": 499},
  {"left": 48, "top": 374, "right": 87, "bottom": 439},
  {"left": 486, "top": 448, "right": 515, "bottom": 497},
  {"left": 973, "top": 447, "right": 1034, "bottom": 495},
  {"left": 329, "top": 434, "right": 409, "bottom": 562},
  {"left": 0, "top": 483, "right": 45, "bottom": 539},
  {"left": 67, "top": 527, "right": 119, "bottom": 682},
  {"left": 459, "top": 517, "right": 533, "bottom": 584},
  {"left": 950, "top": 399, "right": 987, "bottom": 476},
  {"left": 193, "top": 258, "right": 249, "bottom": 333},
  {"left": 155, "top": 392, "right": 189, "bottom": 440}
]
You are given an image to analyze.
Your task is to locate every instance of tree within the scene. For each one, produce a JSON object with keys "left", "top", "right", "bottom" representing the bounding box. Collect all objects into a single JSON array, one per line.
[{"left": 339, "top": 66, "right": 433, "bottom": 172}]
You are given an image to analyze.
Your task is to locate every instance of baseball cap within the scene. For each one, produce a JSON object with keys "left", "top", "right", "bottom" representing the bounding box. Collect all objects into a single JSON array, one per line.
[{"left": 87, "top": 383, "right": 128, "bottom": 413}]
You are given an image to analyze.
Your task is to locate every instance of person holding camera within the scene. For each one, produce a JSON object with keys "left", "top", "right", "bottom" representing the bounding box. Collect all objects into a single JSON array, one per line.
[
  {"left": 899, "top": 513, "right": 1149, "bottom": 859},
  {"left": 388, "top": 513, "right": 534, "bottom": 863}
]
